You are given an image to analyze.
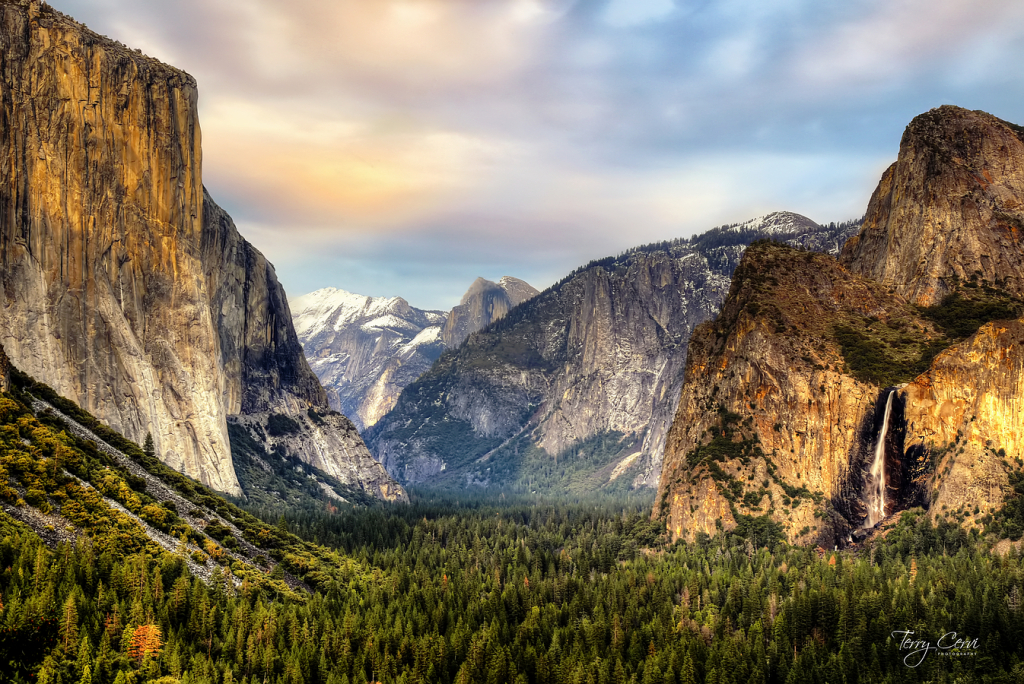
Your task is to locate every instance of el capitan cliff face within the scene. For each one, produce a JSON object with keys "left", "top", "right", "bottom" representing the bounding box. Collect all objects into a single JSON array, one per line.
[
  {"left": 0, "top": 0, "right": 237, "bottom": 492},
  {"left": 0, "top": 0, "right": 405, "bottom": 501}
]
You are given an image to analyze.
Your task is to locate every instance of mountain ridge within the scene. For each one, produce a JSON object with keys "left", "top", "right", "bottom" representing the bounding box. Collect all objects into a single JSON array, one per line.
[
  {"left": 291, "top": 275, "right": 538, "bottom": 432},
  {"left": 367, "top": 212, "right": 861, "bottom": 493}
]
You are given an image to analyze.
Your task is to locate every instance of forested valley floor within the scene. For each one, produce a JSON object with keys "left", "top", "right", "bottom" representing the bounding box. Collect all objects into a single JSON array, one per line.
[
  {"left": 3, "top": 489, "right": 1023, "bottom": 683},
  {"left": 0, "top": 368, "right": 1020, "bottom": 683}
]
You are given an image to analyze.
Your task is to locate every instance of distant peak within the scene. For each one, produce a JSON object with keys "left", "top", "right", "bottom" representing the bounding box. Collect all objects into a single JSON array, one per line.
[
  {"left": 459, "top": 277, "right": 501, "bottom": 305},
  {"left": 729, "top": 211, "right": 819, "bottom": 235},
  {"left": 497, "top": 276, "right": 540, "bottom": 306}
]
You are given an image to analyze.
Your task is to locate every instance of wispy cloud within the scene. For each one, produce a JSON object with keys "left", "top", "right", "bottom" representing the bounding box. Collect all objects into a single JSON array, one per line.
[{"left": 56, "top": 0, "right": 1024, "bottom": 308}]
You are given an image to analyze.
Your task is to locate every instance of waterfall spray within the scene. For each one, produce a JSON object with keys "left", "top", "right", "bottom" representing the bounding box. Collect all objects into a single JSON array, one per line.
[{"left": 865, "top": 390, "right": 895, "bottom": 528}]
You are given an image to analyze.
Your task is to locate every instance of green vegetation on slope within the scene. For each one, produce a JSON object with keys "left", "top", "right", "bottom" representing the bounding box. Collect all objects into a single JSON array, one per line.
[
  {"left": 1, "top": 496, "right": 1021, "bottom": 683},
  {"left": 1, "top": 367, "right": 368, "bottom": 595},
  {"left": 835, "top": 286, "right": 1023, "bottom": 388}
]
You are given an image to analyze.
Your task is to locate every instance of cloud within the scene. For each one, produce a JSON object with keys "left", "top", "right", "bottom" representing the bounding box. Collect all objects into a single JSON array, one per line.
[
  {"left": 51, "top": 0, "right": 1024, "bottom": 307},
  {"left": 200, "top": 97, "right": 517, "bottom": 230},
  {"left": 603, "top": 0, "right": 675, "bottom": 28}
]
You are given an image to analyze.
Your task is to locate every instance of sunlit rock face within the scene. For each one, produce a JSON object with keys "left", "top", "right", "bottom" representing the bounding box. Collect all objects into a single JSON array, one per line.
[
  {"left": 658, "top": 105, "right": 1024, "bottom": 543},
  {"left": 841, "top": 106, "right": 1024, "bottom": 306},
  {"left": 901, "top": 321, "right": 1024, "bottom": 527},
  {"left": 0, "top": 1, "right": 405, "bottom": 502},
  {"left": 655, "top": 244, "right": 937, "bottom": 544},
  {"left": 0, "top": 1, "right": 237, "bottom": 493}
]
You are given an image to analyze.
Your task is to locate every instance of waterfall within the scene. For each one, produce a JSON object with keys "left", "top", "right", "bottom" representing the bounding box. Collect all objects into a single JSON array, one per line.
[{"left": 865, "top": 390, "right": 895, "bottom": 528}]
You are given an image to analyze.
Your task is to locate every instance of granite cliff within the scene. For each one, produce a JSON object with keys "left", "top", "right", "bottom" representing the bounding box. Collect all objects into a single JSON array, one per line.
[
  {"left": 657, "top": 106, "right": 1024, "bottom": 543},
  {"left": 441, "top": 276, "right": 539, "bottom": 348},
  {"left": 367, "top": 214, "right": 859, "bottom": 493},
  {"left": 655, "top": 242, "right": 944, "bottom": 543},
  {"left": 291, "top": 276, "right": 537, "bottom": 434},
  {"left": 841, "top": 106, "right": 1024, "bottom": 306},
  {"left": 0, "top": 0, "right": 405, "bottom": 502}
]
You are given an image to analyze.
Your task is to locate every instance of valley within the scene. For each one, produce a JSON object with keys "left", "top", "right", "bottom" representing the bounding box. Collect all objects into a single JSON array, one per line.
[{"left": 0, "top": 0, "right": 1022, "bottom": 681}]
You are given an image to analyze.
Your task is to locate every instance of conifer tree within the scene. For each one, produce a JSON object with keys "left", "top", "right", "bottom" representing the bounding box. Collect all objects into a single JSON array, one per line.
[{"left": 61, "top": 594, "right": 80, "bottom": 654}]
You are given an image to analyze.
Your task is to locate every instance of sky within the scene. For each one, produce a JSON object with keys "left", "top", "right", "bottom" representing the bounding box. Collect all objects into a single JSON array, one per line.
[{"left": 56, "top": 0, "right": 1024, "bottom": 310}]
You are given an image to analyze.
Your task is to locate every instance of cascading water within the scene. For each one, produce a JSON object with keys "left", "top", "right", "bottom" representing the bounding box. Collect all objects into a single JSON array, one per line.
[{"left": 864, "top": 390, "right": 895, "bottom": 528}]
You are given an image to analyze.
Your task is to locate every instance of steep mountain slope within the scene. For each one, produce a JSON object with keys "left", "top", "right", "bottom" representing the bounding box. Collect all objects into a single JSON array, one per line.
[
  {"left": 0, "top": 357, "right": 370, "bottom": 595},
  {"left": 657, "top": 106, "right": 1024, "bottom": 544},
  {"left": 291, "top": 288, "right": 447, "bottom": 431},
  {"left": 841, "top": 106, "right": 1024, "bottom": 306},
  {"left": 367, "top": 213, "right": 860, "bottom": 492},
  {"left": 0, "top": 0, "right": 404, "bottom": 502},
  {"left": 291, "top": 275, "right": 538, "bottom": 432},
  {"left": 441, "top": 276, "right": 540, "bottom": 347}
]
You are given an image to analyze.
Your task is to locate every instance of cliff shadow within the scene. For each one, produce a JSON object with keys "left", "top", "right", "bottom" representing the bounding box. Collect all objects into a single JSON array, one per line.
[{"left": 825, "top": 388, "right": 927, "bottom": 547}]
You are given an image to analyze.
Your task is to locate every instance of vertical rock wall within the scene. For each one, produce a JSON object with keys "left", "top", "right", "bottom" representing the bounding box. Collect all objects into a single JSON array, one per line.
[
  {"left": 0, "top": 1, "right": 406, "bottom": 501},
  {"left": 0, "top": 1, "right": 239, "bottom": 493},
  {"left": 841, "top": 106, "right": 1024, "bottom": 306},
  {"left": 901, "top": 321, "right": 1024, "bottom": 526},
  {"left": 201, "top": 190, "right": 327, "bottom": 416}
]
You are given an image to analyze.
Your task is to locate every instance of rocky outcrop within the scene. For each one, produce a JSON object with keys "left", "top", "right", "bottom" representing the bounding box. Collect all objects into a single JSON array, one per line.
[
  {"left": 229, "top": 411, "right": 408, "bottom": 503},
  {"left": 655, "top": 243, "right": 943, "bottom": 543},
  {"left": 841, "top": 106, "right": 1024, "bottom": 306},
  {"left": 290, "top": 288, "right": 447, "bottom": 431},
  {"left": 658, "top": 106, "right": 1024, "bottom": 544},
  {"left": 0, "top": 0, "right": 405, "bottom": 502},
  {"left": 901, "top": 320, "right": 1024, "bottom": 526},
  {"left": 440, "top": 276, "right": 539, "bottom": 348},
  {"left": 368, "top": 215, "right": 859, "bottom": 491}
]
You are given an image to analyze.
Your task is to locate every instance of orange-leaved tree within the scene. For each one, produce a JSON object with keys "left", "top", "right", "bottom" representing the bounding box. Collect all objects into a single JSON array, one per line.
[{"left": 127, "top": 624, "right": 163, "bottom": 664}]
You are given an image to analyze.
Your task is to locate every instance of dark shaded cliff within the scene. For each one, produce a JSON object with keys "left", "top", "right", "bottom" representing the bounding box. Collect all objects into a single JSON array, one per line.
[
  {"left": 0, "top": 344, "right": 9, "bottom": 392},
  {"left": 202, "top": 189, "right": 326, "bottom": 415}
]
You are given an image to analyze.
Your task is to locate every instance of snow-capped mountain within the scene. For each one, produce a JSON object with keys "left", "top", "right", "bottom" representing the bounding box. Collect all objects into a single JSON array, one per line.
[
  {"left": 291, "top": 277, "right": 538, "bottom": 431},
  {"left": 289, "top": 289, "right": 447, "bottom": 432},
  {"left": 726, "top": 211, "right": 820, "bottom": 235}
]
